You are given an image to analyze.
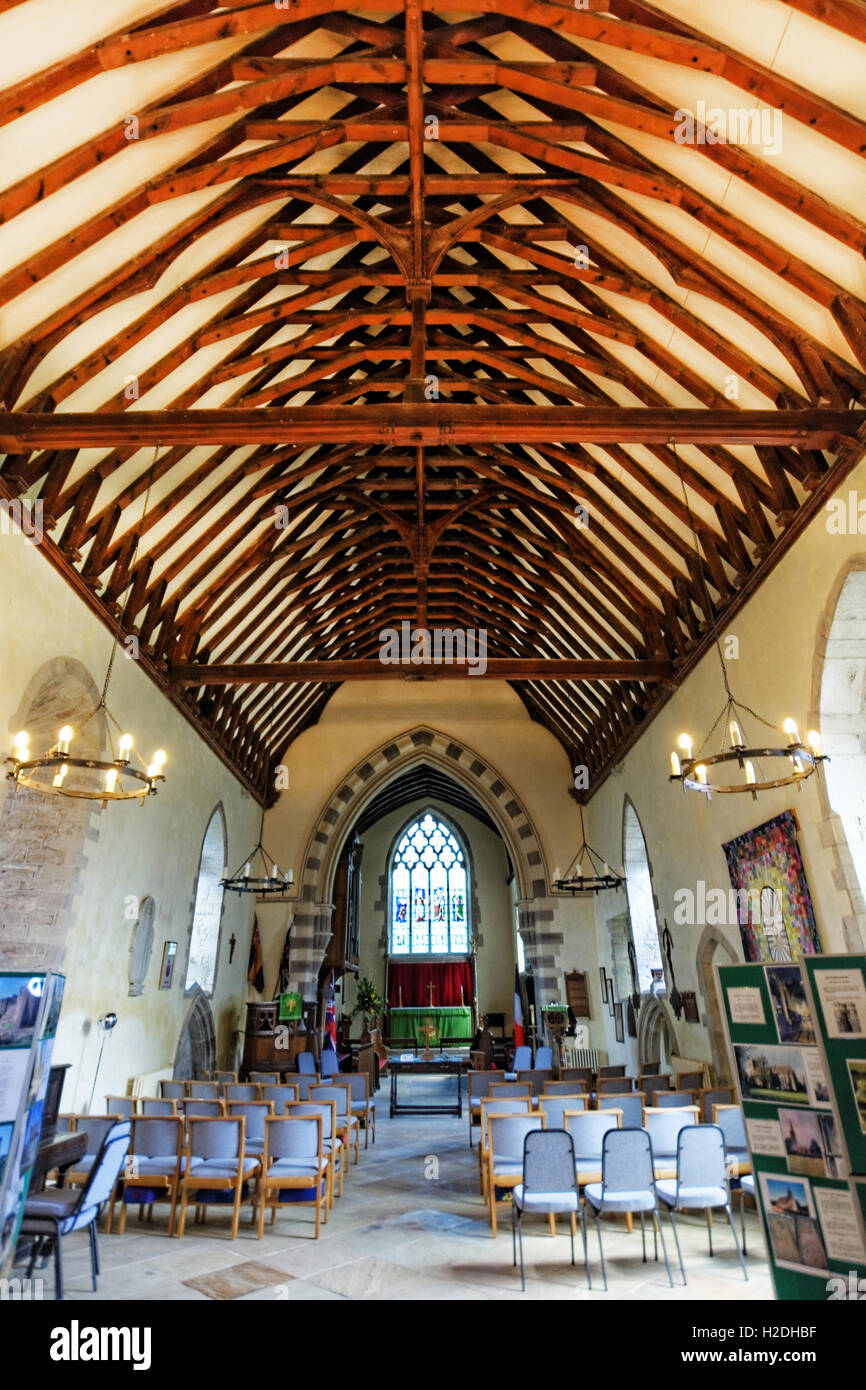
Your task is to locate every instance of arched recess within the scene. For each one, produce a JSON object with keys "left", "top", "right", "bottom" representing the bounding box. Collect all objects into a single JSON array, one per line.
[
  {"left": 286, "top": 727, "right": 549, "bottom": 997},
  {"left": 813, "top": 562, "right": 866, "bottom": 950},
  {"left": 621, "top": 797, "right": 665, "bottom": 992},
  {"left": 0, "top": 656, "right": 104, "bottom": 971},
  {"left": 173, "top": 986, "right": 216, "bottom": 1079},
  {"left": 695, "top": 926, "right": 739, "bottom": 1084},
  {"left": 636, "top": 993, "right": 678, "bottom": 1071},
  {"left": 184, "top": 805, "right": 227, "bottom": 997}
]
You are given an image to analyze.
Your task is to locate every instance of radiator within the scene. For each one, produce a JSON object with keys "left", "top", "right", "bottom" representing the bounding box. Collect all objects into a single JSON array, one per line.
[
  {"left": 565, "top": 1043, "right": 599, "bottom": 1069},
  {"left": 130, "top": 1068, "right": 173, "bottom": 1098}
]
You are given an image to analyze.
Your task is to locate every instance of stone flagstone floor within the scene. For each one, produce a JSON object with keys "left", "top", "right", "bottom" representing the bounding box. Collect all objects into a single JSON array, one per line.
[{"left": 32, "top": 1088, "right": 774, "bottom": 1302}]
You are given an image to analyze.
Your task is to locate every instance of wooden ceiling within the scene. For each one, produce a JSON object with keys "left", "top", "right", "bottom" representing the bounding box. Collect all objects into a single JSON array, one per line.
[{"left": 0, "top": 0, "right": 865, "bottom": 803}]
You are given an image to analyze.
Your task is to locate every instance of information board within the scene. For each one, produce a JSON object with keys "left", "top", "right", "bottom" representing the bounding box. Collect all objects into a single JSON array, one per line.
[{"left": 718, "top": 958, "right": 866, "bottom": 1300}]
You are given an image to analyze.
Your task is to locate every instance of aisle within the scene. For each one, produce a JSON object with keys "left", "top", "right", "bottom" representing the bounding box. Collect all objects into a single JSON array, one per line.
[{"left": 48, "top": 1082, "right": 774, "bottom": 1301}]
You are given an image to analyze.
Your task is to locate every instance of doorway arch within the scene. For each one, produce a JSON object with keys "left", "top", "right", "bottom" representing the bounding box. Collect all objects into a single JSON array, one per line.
[
  {"left": 174, "top": 987, "right": 216, "bottom": 1079},
  {"left": 695, "top": 926, "right": 739, "bottom": 1083},
  {"left": 636, "top": 994, "right": 678, "bottom": 1070}
]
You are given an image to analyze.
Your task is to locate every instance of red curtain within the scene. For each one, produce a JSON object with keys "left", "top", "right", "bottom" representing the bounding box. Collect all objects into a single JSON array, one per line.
[{"left": 388, "top": 961, "right": 472, "bottom": 1007}]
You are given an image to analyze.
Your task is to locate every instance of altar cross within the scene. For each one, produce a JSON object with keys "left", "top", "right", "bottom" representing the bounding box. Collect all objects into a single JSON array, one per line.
[{"left": 427, "top": 980, "right": 435, "bottom": 1006}]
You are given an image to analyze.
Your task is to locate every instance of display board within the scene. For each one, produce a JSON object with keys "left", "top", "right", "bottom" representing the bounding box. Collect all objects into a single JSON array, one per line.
[
  {"left": 718, "top": 959, "right": 866, "bottom": 1300},
  {"left": 0, "top": 971, "right": 65, "bottom": 1278}
]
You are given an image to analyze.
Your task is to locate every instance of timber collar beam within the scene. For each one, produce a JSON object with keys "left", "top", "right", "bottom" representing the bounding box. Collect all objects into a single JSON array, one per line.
[
  {"left": 169, "top": 659, "right": 675, "bottom": 685},
  {"left": 0, "top": 408, "right": 862, "bottom": 451}
]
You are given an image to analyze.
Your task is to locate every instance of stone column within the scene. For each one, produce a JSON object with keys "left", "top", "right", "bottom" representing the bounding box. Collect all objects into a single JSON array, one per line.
[{"left": 288, "top": 900, "right": 335, "bottom": 998}]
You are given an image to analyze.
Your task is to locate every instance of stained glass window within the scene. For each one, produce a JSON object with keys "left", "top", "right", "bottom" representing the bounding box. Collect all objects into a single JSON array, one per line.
[{"left": 389, "top": 813, "right": 470, "bottom": 955}]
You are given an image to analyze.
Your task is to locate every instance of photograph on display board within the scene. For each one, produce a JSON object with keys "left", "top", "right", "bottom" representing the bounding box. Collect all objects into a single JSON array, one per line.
[
  {"left": 734, "top": 1042, "right": 810, "bottom": 1105},
  {"left": 0, "top": 977, "right": 41, "bottom": 1049},
  {"left": 722, "top": 812, "right": 821, "bottom": 963},
  {"left": 779, "top": 1107, "right": 846, "bottom": 1179},
  {"left": 41, "top": 975, "right": 63, "bottom": 1039},
  {"left": 0, "top": 1122, "right": 12, "bottom": 1185},
  {"left": 813, "top": 969, "right": 866, "bottom": 1040},
  {"left": 766, "top": 965, "right": 816, "bottom": 1046},
  {"left": 847, "top": 1059, "right": 866, "bottom": 1135},
  {"left": 760, "top": 1173, "right": 828, "bottom": 1277}
]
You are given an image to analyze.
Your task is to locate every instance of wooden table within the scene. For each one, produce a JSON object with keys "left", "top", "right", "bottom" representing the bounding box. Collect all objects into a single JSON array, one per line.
[
  {"left": 30, "top": 1131, "right": 87, "bottom": 1191},
  {"left": 389, "top": 1058, "right": 468, "bottom": 1117}
]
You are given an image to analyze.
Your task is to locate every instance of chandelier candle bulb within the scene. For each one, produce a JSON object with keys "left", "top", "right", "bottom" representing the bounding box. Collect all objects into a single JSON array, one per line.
[
  {"left": 53, "top": 764, "right": 68, "bottom": 788},
  {"left": 783, "top": 718, "right": 800, "bottom": 745},
  {"left": 678, "top": 733, "right": 692, "bottom": 758},
  {"left": 745, "top": 761, "right": 756, "bottom": 785},
  {"left": 729, "top": 720, "right": 742, "bottom": 747},
  {"left": 696, "top": 764, "right": 708, "bottom": 784},
  {"left": 670, "top": 751, "right": 681, "bottom": 777},
  {"left": 57, "top": 726, "right": 73, "bottom": 755},
  {"left": 807, "top": 730, "right": 822, "bottom": 756},
  {"left": 287, "top": 869, "right": 294, "bottom": 885},
  {"left": 118, "top": 733, "right": 133, "bottom": 759},
  {"left": 244, "top": 862, "right": 250, "bottom": 879},
  {"left": 105, "top": 767, "right": 118, "bottom": 794}
]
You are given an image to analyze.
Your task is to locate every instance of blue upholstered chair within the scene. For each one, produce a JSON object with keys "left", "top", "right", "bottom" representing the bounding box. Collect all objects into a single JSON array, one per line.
[
  {"left": 310, "top": 1084, "right": 360, "bottom": 1165},
  {"left": 187, "top": 1080, "right": 220, "bottom": 1100},
  {"left": 248, "top": 1071, "right": 279, "bottom": 1084},
  {"left": 478, "top": 1097, "right": 533, "bottom": 1197},
  {"left": 160, "top": 1079, "right": 185, "bottom": 1101},
  {"left": 486, "top": 1113, "right": 544, "bottom": 1236},
  {"left": 261, "top": 1083, "right": 300, "bottom": 1115},
  {"left": 504, "top": 1045, "right": 532, "bottom": 1081},
  {"left": 226, "top": 1099, "right": 273, "bottom": 1159},
  {"left": 656, "top": 1124, "right": 747, "bottom": 1284},
  {"left": 256, "top": 1115, "right": 329, "bottom": 1238},
  {"left": 512, "top": 1129, "right": 590, "bottom": 1291},
  {"left": 534, "top": 1046, "right": 553, "bottom": 1070},
  {"left": 211, "top": 1070, "right": 238, "bottom": 1085},
  {"left": 343, "top": 1072, "right": 375, "bottom": 1147},
  {"left": 21, "top": 1120, "right": 131, "bottom": 1299},
  {"left": 643, "top": 1107, "right": 700, "bottom": 1178},
  {"left": 289, "top": 1100, "right": 342, "bottom": 1204},
  {"left": 297, "top": 1052, "right": 318, "bottom": 1076},
  {"left": 104, "top": 1095, "right": 136, "bottom": 1118},
  {"left": 176, "top": 1116, "right": 259, "bottom": 1239},
  {"left": 584, "top": 1128, "right": 674, "bottom": 1291},
  {"left": 563, "top": 1108, "right": 622, "bottom": 1187},
  {"left": 223, "top": 1082, "right": 261, "bottom": 1104},
  {"left": 598, "top": 1093, "right": 644, "bottom": 1128},
  {"left": 713, "top": 1104, "right": 752, "bottom": 1177},
  {"left": 139, "top": 1097, "right": 178, "bottom": 1117},
  {"left": 653, "top": 1089, "right": 698, "bottom": 1108},
  {"left": 294, "top": 1074, "right": 320, "bottom": 1100},
  {"left": 320, "top": 1049, "right": 340, "bottom": 1079},
  {"left": 116, "top": 1115, "right": 184, "bottom": 1235},
  {"left": 537, "top": 1095, "right": 587, "bottom": 1131}
]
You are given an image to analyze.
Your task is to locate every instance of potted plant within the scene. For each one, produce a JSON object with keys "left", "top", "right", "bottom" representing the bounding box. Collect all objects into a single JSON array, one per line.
[{"left": 350, "top": 978, "right": 388, "bottom": 1031}]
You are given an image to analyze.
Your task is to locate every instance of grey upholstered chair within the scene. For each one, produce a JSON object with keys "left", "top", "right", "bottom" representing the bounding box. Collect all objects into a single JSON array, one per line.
[
  {"left": 584, "top": 1128, "right": 674, "bottom": 1291},
  {"left": 310, "top": 1084, "right": 360, "bottom": 1165},
  {"left": 563, "top": 1109, "right": 622, "bottom": 1187},
  {"left": 512, "top": 1128, "right": 590, "bottom": 1291},
  {"left": 187, "top": 1080, "right": 220, "bottom": 1100},
  {"left": 643, "top": 1108, "right": 700, "bottom": 1178},
  {"left": 261, "top": 1083, "right": 300, "bottom": 1114},
  {"left": 713, "top": 1104, "right": 751, "bottom": 1176},
  {"left": 656, "top": 1123, "right": 747, "bottom": 1284},
  {"left": 223, "top": 1082, "right": 261, "bottom": 1103},
  {"left": 159, "top": 1079, "right": 185, "bottom": 1102},
  {"left": 343, "top": 1073, "right": 375, "bottom": 1147},
  {"left": 227, "top": 1099, "right": 274, "bottom": 1159},
  {"left": 21, "top": 1119, "right": 131, "bottom": 1299},
  {"left": 537, "top": 1095, "right": 587, "bottom": 1131},
  {"left": 256, "top": 1115, "right": 329, "bottom": 1238},
  {"left": 288, "top": 1100, "right": 342, "bottom": 1204},
  {"left": 248, "top": 1071, "right": 280, "bottom": 1084}
]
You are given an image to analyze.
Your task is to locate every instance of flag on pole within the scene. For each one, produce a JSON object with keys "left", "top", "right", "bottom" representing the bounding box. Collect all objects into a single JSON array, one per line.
[
  {"left": 247, "top": 920, "right": 264, "bottom": 993},
  {"left": 324, "top": 970, "right": 337, "bottom": 1052},
  {"left": 513, "top": 965, "right": 525, "bottom": 1048},
  {"left": 274, "top": 925, "right": 292, "bottom": 998}
]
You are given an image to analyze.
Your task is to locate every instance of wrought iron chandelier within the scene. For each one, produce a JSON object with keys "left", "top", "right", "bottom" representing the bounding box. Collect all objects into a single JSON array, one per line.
[
  {"left": 554, "top": 805, "right": 625, "bottom": 895},
  {"left": 6, "top": 465, "right": 167, "bottom": 806},
  {"left": 666, "top": 441, "right": 827, "bottom": 800},
  {"left": 221, "top": 838, "right": 295, "bottom": 901}
]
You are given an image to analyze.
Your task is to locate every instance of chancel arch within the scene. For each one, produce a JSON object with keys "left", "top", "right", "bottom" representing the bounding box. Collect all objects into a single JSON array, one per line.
[{"left": 286, "top": 727, "right": 551, "bottom": 1001}]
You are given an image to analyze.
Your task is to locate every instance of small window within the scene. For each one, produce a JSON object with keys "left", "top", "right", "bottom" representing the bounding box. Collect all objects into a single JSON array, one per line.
[
  {"left": 184, "top": 809, "right": 226, "bottom": 995},
  {"left": 389, "top": 812, "right": 469, "bottom": 956}
]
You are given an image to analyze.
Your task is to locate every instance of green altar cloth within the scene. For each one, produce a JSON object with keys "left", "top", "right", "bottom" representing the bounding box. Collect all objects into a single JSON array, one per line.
[{"left": 389, "top": 1006, "right": 473, "bottom": 1042}]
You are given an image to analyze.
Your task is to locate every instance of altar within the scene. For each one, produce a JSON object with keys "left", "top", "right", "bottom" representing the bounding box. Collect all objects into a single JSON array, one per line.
[{"left": 388, "top": 1006, "right": 473, "bottom": 1043}]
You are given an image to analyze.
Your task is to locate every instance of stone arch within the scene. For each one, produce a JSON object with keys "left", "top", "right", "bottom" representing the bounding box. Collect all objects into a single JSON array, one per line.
[
  {"left": 0, "top": 656, "right": 104, "bottom": 971},
  {"left": 183, "top": 803, "right": 228, "bottom": 997},
  {"left": 289, "top": 727, "right": 549, "bottom": 997},
  {"left": 636, "top": 992, "right": 678, "bottom": 1070},
  {"left": 810, "top": 557, "right": 866, "bottom": 950},
  {"left": 173, "top": 986, "right": 216, "bottom": 1079},
  {"left": 695, "top": 925, "right": 739, "bottom": 1084}
]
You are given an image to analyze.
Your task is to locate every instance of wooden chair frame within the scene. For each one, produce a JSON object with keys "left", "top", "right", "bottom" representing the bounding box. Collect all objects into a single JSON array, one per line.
[
  {"left": 486, "top": 1112, "right": 546, "bottom": 1237},
  {"left": 176, "top": 1116, "right": 255, "bottom": 1240},
  {"left": 255, "top": 1115, "right": 328, "bottom": 1239},
  {"left": 289, "top": 1100, "right": 341, "bottom": 1205},
  {"left": 116, "top": 1115, "right": 183, "bottom": 1237}
]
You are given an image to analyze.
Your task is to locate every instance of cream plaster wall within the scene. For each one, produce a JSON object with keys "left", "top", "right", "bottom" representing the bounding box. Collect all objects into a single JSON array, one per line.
[
  {"left": 0, "top": 525, "right": 260, "bottom": 1109},
  {"left": 585, "top": 453, "right": 866, "bottom": 1073}
]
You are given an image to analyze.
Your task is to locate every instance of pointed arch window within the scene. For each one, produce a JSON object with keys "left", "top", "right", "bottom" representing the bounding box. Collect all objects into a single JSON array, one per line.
[
  {"left": 184, "top": 808, "right": 226, "bottom": 996},
  {"left": 389, "top": 813, "right": 469, "bottom": 955}
]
